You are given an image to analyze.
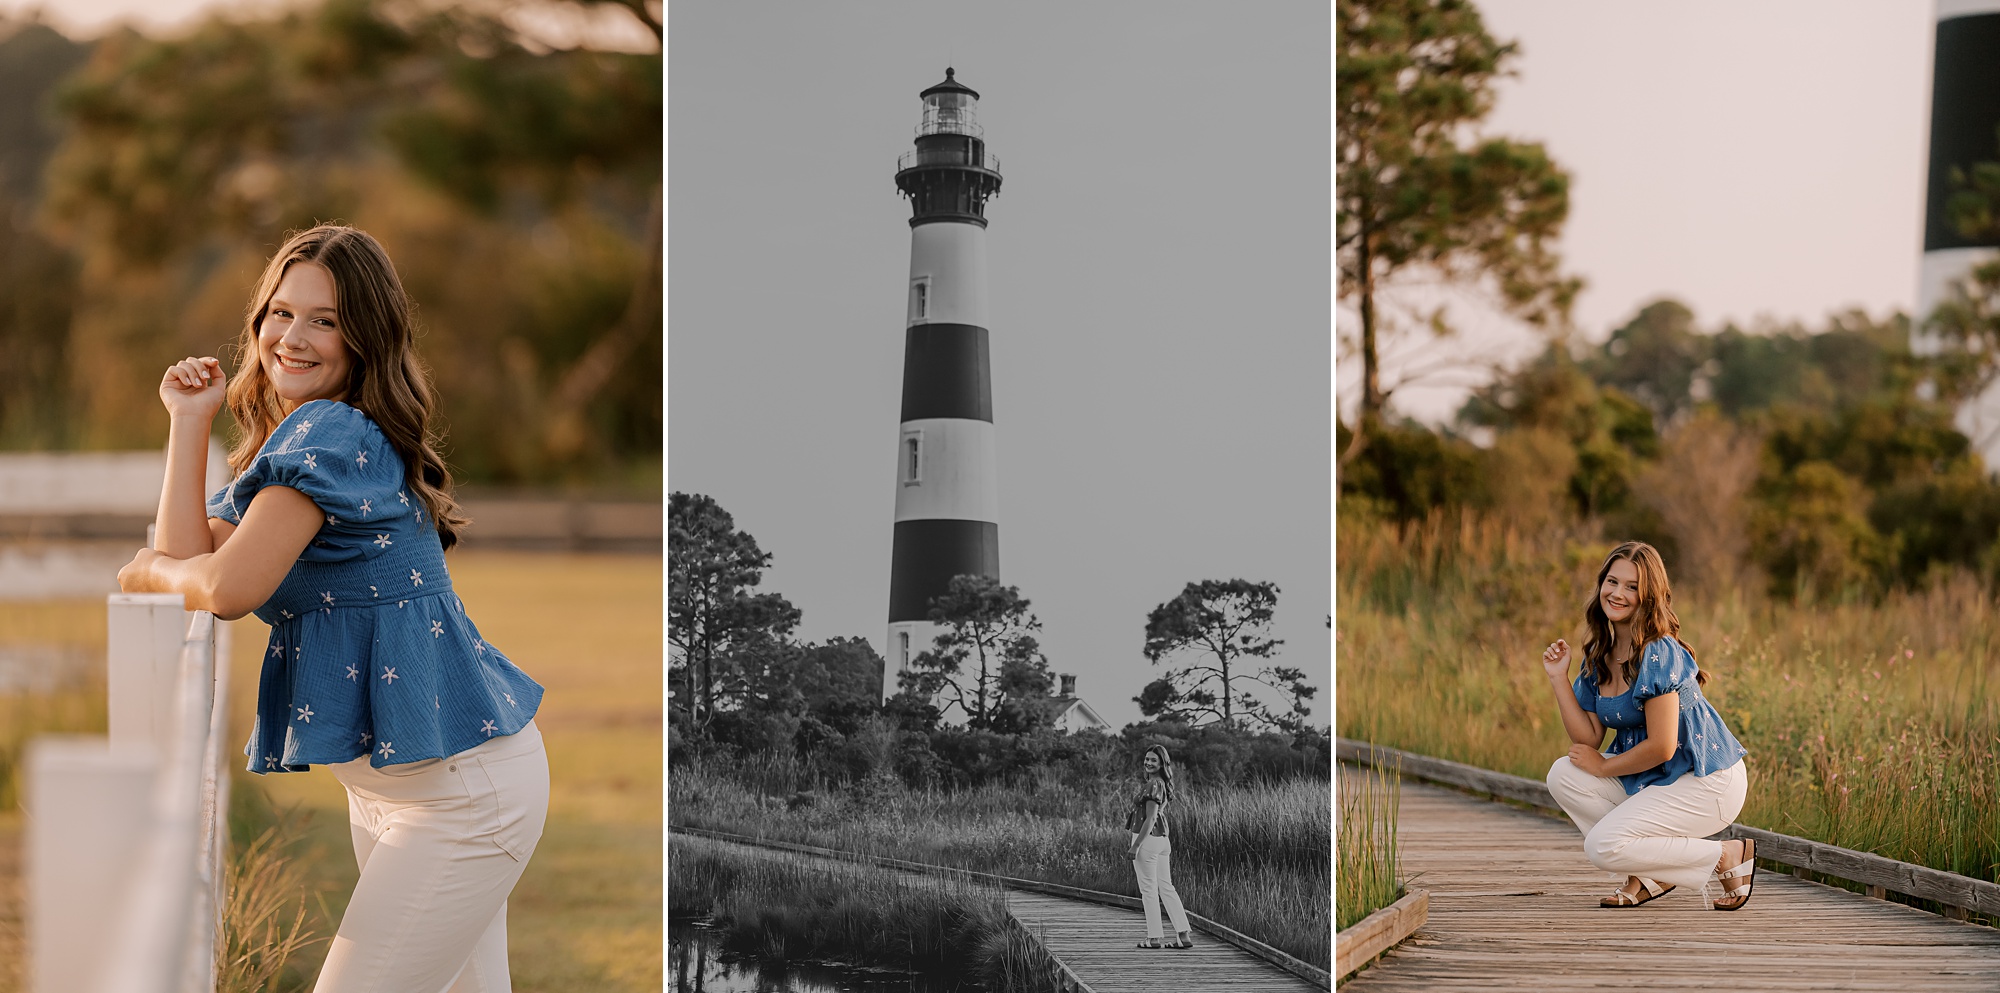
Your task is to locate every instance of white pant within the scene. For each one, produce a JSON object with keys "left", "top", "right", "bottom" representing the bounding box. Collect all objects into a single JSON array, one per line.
[
  {"left": 1545, "top": 756, "right": 1747, "bottom": 892},
  {"left": 1130, "top": 834, "right": 1191, "bottom": 940},
  {"left": 314, "top": 721, "right": 549, "bottom": 993}
]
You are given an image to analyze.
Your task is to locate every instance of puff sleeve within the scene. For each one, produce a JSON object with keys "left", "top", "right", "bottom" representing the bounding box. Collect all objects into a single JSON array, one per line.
[
  {"left": 205, "top": 400, "right": 412, "bottom": 562},
  {"left": 1631, "top": 638, "right": 1696, "bottom": 704}
]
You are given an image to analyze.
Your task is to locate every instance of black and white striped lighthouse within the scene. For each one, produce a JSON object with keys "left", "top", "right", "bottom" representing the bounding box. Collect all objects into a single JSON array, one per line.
[
  {"left": 1919, "top": 1, "right": 2000, "bottom": 450},
  {"left": 884, "top": 68, "right": 1004, "bottom": 700}
]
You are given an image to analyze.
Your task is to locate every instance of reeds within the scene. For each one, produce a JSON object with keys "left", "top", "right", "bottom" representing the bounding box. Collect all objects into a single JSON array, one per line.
[
  {"left": 1336, "top": 759, "right": 1401, "bottom": 931},
  {"left": 669, "top": 757, "right": 1332, "bottom": 968},
  {"left": 216, "top": 819, "right": 327, "bottom": 993},
  {"left": 1338, "top": 506, "right": 2000, "bottom": 894}
]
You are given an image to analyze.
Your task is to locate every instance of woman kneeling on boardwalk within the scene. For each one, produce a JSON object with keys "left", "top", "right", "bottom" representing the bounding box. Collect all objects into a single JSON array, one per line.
[
  {"left": 118, "top": 226, "right": 547, "bottom": 990},
  {"left": 1538, "top": 541, "right": 1755, "bottom": 911},
  {"left": 1127, "top": 743, "right": 1194, "bottom": 949}
]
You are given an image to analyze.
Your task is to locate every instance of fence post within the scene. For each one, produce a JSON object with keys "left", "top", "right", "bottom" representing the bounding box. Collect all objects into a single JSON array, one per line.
[
  {"left": 108, "top": 593, "right": 188, "bottom": 750},
  {"left": 25, "top": 739, "right": 160, "bottom": 993}
]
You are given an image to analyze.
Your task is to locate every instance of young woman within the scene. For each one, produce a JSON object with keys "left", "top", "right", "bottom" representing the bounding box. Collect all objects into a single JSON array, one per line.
[
  {"left": 117, "top": 225, "right": 548, "bottom": 991},
  {"left": 1126, "top": 743, "right": 1194, "bottom": 949},
  {"left": 1538, "top": 541, "right": 1756, "bottom": 911}
]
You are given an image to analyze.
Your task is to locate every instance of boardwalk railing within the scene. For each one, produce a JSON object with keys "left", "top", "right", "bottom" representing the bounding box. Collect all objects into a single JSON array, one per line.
[
  {"left": 28, "top": 594, "right": 231, "bottom": 993},
  {"left": 1338, "top": 737, "right": 2000, "bottom": 921}
]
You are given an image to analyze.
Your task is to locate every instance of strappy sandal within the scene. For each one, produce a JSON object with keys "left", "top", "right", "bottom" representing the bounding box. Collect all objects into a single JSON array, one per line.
[
  {"left": 1600, "top": 877, "right": 1674, "bottom": 907},
  {"left": 1165, "top": 938, "right": 1194, "bottom": 949},
  {"left": 1713, "top": 838, "right": 1756, "bottom": 911},
  {"left": 1135, "top": 939, "right": 1163, "bottom": 949}
]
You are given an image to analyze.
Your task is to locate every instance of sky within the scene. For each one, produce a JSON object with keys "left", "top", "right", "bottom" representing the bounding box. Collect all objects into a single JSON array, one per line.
[
  {"left": 667, "top": 3, "right": 1334, "bottom": 729},
  {"left": 1344, "top": 0, "right": 1939, "bottom": 425}
]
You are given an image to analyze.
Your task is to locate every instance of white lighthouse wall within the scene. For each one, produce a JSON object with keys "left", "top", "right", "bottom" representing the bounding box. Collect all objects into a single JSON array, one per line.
[
  {"left": 892, "top": 417, "right": 999, "bottom": 522},
  {"left": 907, "top": 223, "right": 991, "bottom": 328},
  {"left": 883, "top": 619, "right": 942, "bottom": 702}
]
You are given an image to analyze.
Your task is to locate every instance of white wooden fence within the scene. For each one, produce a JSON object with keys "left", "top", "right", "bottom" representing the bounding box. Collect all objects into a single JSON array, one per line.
[{"left": 26, "top": 594, "right": 230, "bottom": 993}]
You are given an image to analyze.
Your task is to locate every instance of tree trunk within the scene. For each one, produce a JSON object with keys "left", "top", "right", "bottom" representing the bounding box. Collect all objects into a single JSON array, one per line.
[{"left": 1342, "top": 207, "right": 1380, "bottom": 472}]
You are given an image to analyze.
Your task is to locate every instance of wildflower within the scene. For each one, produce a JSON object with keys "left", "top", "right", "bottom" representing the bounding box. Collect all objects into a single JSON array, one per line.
[
  {"left": 1862, "top": 693, "right": 1870, "bottom": 702},
  {"left": 1906, "top": 649, "right": 1915, "bottom": 659}
]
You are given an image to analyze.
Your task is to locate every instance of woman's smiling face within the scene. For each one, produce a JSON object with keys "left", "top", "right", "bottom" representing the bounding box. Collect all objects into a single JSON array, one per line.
[
  {"left": 1143, "top": 751, "right": 1161, "bottom": 773},
  {"left": 1600, "top": 557, "right": 1640, "bottom": 626},
  {"left": 258, "top": 262, "right": 352, "bottom": 410}
]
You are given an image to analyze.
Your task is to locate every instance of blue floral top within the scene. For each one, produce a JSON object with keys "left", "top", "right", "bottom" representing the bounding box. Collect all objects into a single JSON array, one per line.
[
  {"left": 206, "top": 399, "right": 543, "bottom": 773},
  {"left": 1573, "top": 636, "right": 1745, "bottom": 795}
]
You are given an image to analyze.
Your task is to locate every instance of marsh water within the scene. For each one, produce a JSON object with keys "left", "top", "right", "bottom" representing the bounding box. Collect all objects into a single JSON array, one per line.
[{"left": 670, "top": 922, "right": 988, "bottom": 993}]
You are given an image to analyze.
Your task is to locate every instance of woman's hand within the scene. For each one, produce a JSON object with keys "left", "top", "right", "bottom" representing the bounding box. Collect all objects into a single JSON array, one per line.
[
  {"left": 159, "top": 356, "right": 226, "bottom": 421},
  {"left": 117, "top": 547, "right": 160, "bottom": 593},
  {"left": 1127, "top": 833, "right": 1141, "bottom": 860},
  {"left": 1541, "top": 639, "right": 1572, "bottom": 680},
  {"left": 1567, "top": 743, "right": 1607, "bottom": 776}
]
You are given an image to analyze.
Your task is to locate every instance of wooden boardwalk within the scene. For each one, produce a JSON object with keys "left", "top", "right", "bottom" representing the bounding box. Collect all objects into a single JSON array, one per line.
[
  {"left": 1342, "top": 771, "right": 2000, "bottom": 991},
  {"left": 686, "top": 832, "right": 1321, "bottom": 992}
]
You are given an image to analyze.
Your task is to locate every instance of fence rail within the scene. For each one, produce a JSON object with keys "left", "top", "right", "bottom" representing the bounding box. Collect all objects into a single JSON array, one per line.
[{"left": 28, "top": 595, "right": 229, "bottom": 993}]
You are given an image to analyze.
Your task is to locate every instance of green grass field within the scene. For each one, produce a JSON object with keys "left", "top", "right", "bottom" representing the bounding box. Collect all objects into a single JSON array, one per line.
[{"left": 0, "top": 551, "right": 661, "bottom": 993}]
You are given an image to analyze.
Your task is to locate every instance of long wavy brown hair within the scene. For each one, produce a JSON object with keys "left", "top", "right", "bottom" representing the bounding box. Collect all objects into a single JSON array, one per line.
[
  {"left": 223, "top": 225, "right": 468, "bottom": 549},
  {"left": 1581, "top": 541, "right": 1705, "bottom": 690}
]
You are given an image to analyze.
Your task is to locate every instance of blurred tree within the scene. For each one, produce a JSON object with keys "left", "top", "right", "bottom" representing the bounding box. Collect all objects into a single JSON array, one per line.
[
  {"left": 33, "top": 0, "right": 659, "bottom": 480},
  {"left": 1142, "top": 579, "right": 1312, "bottom": 732},
  {"left": 1583, "top": 299, "right": 1708, "bottom": 427},
  {"left": 899, "top": 575, "right": 1054, "bottom": 732},
  {"left": 1336, "top": 415, "right": 1487, "bottom": 520},
  {"left": 1460, "top": 349, "right": 1657, "bottom": 518},
  {"left": 1337, "top": 0, "right": 1578, "bottom": 475},
  {"left": 790, "top": 636, "right": 887, "bottom": 735},
  {"left": 668, "top": 492, "right": 800, "bottom": 731},
  {"left": 1748, "top": 459, "right": 1890, "bottom": 603}
]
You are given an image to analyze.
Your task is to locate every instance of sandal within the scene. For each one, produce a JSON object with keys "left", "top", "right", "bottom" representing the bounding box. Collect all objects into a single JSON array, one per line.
[
  {"left": 1165, "top": 939, "right": 1194, "bottom": 949},
  {"left": 1713, "top": 838, "right": 1756, "bottom": 911},
  {"left": 1600, "top": 877, "right": 1674, "bottom": 907},
  {"left": 1135, "top": 939, "right": 1162, "bottom": 949}
]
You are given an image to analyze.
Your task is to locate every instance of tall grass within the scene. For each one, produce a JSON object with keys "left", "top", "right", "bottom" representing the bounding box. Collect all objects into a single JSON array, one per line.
[
  {"left": 670, "top": 833, "right": 1063, "bottom": 991},
  {"left": 1336, "top": 761, "right": 1401, "bottom": 931},
  {"left": 669, "top": 756, "right": 1331, "bottom": 968},
  {"left": 1338, "top": 507, "right": 2000, "bottom": 892}
]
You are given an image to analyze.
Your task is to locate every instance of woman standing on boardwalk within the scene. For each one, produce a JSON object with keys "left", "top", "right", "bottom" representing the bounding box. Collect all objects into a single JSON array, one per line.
[
  {"left": 1127, "top": 743, "right": 1194, "bottom": 949},
  {"left": 1538, "top": 541, "right": 1756, "bottom": 911},
  {"left": 118, "top": 225, "right": 548, "bottom": 991}
]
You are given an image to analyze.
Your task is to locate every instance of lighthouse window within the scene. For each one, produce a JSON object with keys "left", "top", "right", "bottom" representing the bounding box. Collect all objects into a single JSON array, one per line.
[
  {"left": 911, "top": 277, "right": 931, "bottom": 323},
  {"left": 903, "top": 432, "right": 922, "bottom": 485},
  {"left": 898, "top": 632, "right": 910, "bottom": 667}
]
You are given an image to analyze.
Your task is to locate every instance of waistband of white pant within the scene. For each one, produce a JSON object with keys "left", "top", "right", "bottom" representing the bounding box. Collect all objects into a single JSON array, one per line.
[{"left": 329, "top": 720, "right": 542, "bottom": 796}]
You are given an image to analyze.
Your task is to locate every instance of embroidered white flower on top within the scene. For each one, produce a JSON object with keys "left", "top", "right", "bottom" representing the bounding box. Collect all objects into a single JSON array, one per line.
[
  {"left": 430, "top": 620, "right": 444, "bottom": 638},
  {"left": 370, "top": 585, "right": 379, "bottom": 597},
  {"left": 345, "top": 664, "right": 359, "bottom": 681},
  {"left": 398, "top": 491, "right": 409, "bottom": 506},
  {"left": 327, "top": 513, "right": 338, "bottom": 527},
  {"left": 481, "top": 720, "right": 498, "bottom": 736},
  {"left": 411, "top": 569, "right": 423, "bottom": 586},
  {"left": 270, "top": 644, "right": 283, "bottom": 658},
  {"left": 296, "top": 705, "right": 314, "bottom": 723},
  {"left": 381, "top": 666, "right": 400, "bottom": 685},
  {"left": 374, "top": 534, "right": 392, "bottom": 550},
  {"left": 473, "top": 639, "right": 485, "bottom": 655},
  {"left": 280, "top": 609, "right": 294, "bottom": 620},
  {"left": 322, "top": 591, "right": 335, "bottom": 605},
  {"left": 505, "top": 692, "right": 517, "bottom": 708},
  {"left": 356, "top": 450, "right": 368, "bottom": 468},
  {"left": 297, "top": 420, "right": 312, "bottom": 435},
  {"left": 265, "top": 754, "right": 279, "bottom": 770},
  {"left": 302, "top": 453, "right": 318, "bottom": 469},
  {"left": 360, "top": 499, "right": 372, "bottom": 516},
  {"left": 359, "top": 731, "right": 372, "bottom": 747},
  {"left": 378, "top": 741, "right": 395, "bottom": 760}
]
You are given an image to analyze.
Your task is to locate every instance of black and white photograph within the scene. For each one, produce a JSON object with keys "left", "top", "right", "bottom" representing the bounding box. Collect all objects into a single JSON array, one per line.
[{"left": 668, "top": 2, "right": 1332, "bottom": 991}]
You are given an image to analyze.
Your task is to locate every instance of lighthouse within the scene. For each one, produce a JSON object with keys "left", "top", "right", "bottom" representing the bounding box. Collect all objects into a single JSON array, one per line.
[
  {"left": 884, "top": 68, "right": 1004, "bottom": 701},
  {"left": 1918, "top": 1, "right": 2000, "bottom": 454}
]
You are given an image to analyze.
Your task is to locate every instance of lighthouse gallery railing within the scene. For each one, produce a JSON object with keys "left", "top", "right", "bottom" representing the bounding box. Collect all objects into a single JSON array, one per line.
[{"left": 28, "top": 594, "right": 230, "bottom": 993}]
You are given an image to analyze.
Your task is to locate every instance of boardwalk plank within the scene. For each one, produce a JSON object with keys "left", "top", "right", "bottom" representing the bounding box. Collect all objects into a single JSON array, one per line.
[{"left": 1342, "top": 771, "right": 2000, "bottom": 992}]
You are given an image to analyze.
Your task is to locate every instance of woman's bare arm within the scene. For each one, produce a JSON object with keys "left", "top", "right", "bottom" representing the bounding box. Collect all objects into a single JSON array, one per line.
[
  {"left": 153, "top": 357, "right": 228, "bottom": 558},
  {"left": 1541, "top": 639, "right": 1605, "bottom": 746},
  {"left": 1591, "top": 692, "right": 1680, "bottom": 778},
  {"left": 119, "top": 486, "right": 320, "bottom": 619}
]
